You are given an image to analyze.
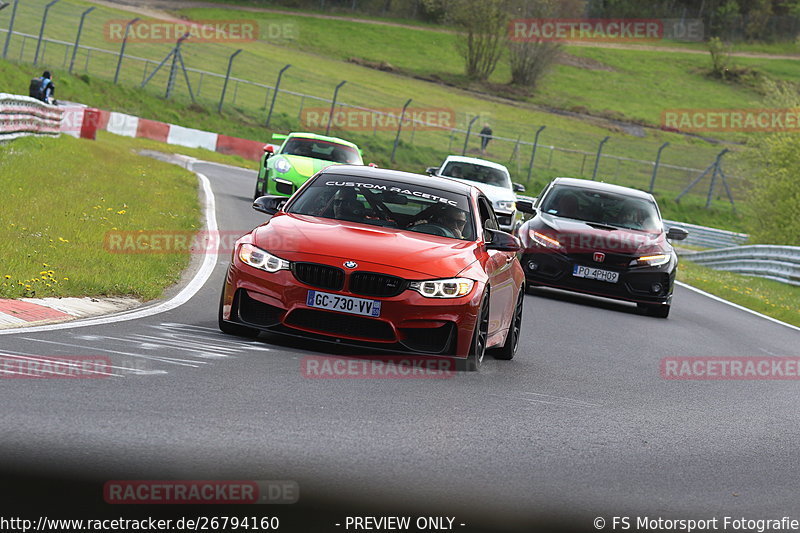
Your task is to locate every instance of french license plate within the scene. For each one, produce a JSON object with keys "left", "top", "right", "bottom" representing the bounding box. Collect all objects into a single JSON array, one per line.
[
  {"left": 573, "top": 265, "right": 619, "bottom": 283},
  {"left": 306, "top": 290, "right": 381, "bottom": 317}
]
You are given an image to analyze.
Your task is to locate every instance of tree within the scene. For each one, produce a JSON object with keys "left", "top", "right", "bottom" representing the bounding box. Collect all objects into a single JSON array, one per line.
[
  {"left": 507, "top": 0, "right": 562, "bottom": 89},
  {"left": 451, "top": 0, "right": 509, "bottom": 81}
]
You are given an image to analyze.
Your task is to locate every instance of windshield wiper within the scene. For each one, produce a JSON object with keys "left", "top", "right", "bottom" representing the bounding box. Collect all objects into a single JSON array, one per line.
[{"left": 586, "top": 222, "right": 619, "bottom": 231}]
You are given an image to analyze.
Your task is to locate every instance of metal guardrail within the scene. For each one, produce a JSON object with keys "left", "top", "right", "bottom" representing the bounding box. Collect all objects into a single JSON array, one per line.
[
  {"left": 663, "top": 219, "right": 749, "bottom": 249},
  {"left": 0, "top": 92, "right": 62, "bottom": 140},
  {"left": 679, "top": 245, "right": 800, "bottom": 286}
]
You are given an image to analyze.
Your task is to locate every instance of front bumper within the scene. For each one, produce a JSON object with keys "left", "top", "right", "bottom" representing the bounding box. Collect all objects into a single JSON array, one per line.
[
  {"left": 521, "top": 250, "right": 675, "bottom": 305},
  {"left": 266, "top": 174, "right": 299, "bottom": 197},
  {"left": 221, "top": 262, "right": 482, "bottom": 356}
]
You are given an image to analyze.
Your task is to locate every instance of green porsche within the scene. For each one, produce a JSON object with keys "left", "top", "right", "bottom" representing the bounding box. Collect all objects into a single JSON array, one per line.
[{"left": 254, "top": 132, "right": 364, "bottom": 200}]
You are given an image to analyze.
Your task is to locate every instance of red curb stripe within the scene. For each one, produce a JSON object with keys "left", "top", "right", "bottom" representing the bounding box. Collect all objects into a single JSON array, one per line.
[
  {"left": 0, "top": 299, "right": 72, "bottom": 322},
  {"left": 136, "top": 118, "right": 170, "bottom": 143},
  {"left": 95, "top": 109, "right": 111, "bottom": 130},
  {"left": 215, "top": 134, "right": 264, "bottom": 161}
]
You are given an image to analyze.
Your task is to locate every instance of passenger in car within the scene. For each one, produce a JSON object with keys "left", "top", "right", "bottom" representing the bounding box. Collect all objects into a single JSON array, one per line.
[
  {"left": 557, "top": 193, "right": 580, "bottom": 218},
  {"left": 332, "top": 188, "right": 365, "bottom": 222}
]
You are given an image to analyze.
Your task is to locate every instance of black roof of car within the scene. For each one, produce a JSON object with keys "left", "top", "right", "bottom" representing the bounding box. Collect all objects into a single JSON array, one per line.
[
  {"left": 320, "top": 165, "right": 476, "bottom": 196},
  {"left": 551, "top": 177, "right": 654, "bottom": 200}
]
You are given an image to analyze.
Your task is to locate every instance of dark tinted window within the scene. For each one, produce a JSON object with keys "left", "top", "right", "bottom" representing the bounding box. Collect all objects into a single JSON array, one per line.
[
  {"left": 540, "top": 185, "right": 661, "bottom": 232},
  {"left": 287, "top": 176, "right": 476, "bottom": 241},
  {"left": 442, "top": 162, "right": 511, "bottom": 189},
  {"left": 281, "top": 138, "right": 362, "bottom": 164}
]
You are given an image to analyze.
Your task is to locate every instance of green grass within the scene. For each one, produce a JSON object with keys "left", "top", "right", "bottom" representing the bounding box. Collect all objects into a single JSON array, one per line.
[
  {"left": 0, "top": 0, "right": 757, "bottom": 232},
  {"left": 614, "top": 39, "right": 800, "bottom": 56},
  {"left": 677, "top": 260, "right": 800, "bottom": 327},
  {"left": 0, "top": 133, "right": 200, "bottom": 300},
  {"left": 2, "top": 0, "right": 754, "bottom": 196},
  {"left": 0, "top": 53, "right": 747, "bottom": 231},
  {"left": 178, "top": 7, "right": 800, "bottom": 128}
]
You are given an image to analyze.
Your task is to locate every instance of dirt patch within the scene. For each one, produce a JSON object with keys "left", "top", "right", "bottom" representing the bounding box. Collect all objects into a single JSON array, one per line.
[
  {"left": 556, "top": 51, "right": 616, "bottom": 72},
  {"left": 347, "top": 57, "right": 398, "bottom": 73}
]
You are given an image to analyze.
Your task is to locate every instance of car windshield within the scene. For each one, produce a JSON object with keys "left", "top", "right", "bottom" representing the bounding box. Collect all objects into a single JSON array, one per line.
[
  {"left": 442, "top": 162, "right": 511, "bottom": 189},
  {"left": 287, "top": 175, "right": 475, "bottom": 241},
  {"left": 281, "top": 138, "right": 362, "bottom": 164},
  {"left": 540, "top": 185, "right": 662, "bottom": 232}
]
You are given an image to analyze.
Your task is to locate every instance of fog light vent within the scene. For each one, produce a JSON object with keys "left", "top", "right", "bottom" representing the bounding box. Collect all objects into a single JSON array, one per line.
[{"left": 651, "top": 283, "right": 663, "bottom": 294}]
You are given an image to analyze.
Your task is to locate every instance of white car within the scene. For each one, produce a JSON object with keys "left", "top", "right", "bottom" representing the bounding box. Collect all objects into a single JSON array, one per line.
[{"left": 427, "top": 156, "right": 525, "bottom": 233}]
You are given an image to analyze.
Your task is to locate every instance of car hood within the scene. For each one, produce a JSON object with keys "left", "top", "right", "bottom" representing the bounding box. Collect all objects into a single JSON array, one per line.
[
  {"left": 443, "top": 177, "right": 515, "bottom": 204},
  {"left": 272, "top": 155, "right": 344, "bottom": 179},
  {"left": 532, "top": 214, "right": 668, "bottom": 255},
  {"left": 252, "top": 213, "right": 479, "bottom": 278}
]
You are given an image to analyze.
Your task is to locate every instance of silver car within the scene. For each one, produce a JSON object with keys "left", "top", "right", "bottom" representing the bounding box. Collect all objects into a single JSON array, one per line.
[{"left": 427, "top": 155, "right": 526, "bottom": 233}]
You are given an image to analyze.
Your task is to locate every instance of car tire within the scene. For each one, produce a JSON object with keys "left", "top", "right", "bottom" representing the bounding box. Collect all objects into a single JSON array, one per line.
[
  {"left": 492, "top": 288, "right": 524, "bottom": 360},
  {"left": 253, "top": 181, "right": 263, "bottom": 202},
  {"left": 218, "top": 287, "right": 260, "bottom": 337},
  {"left": 463, "top": 291, "right": 490, "bottom": 372},
  {"left": 638, "top": 302, "right": 670, "bottom": 319}
]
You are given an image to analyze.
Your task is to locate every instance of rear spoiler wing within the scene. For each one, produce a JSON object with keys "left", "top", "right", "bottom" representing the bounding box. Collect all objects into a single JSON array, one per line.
[{"left": 271, "top": 133, "right": 288, "bottom": 141}]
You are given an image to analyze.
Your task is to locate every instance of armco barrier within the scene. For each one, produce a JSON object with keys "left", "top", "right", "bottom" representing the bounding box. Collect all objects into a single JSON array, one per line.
[
  {"left": 0, "top": 93, "right": 62, "bottom": 139},
  {"left": 663, "top": 219, "right": 749, "bottom": 248},
  {"left": 680, "top": 245, "right": 800, "bottom": 286}
]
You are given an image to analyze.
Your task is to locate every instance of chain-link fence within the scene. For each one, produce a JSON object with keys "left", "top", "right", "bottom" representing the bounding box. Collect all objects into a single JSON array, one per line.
[{"left": 0, "top": 0, "right": 747, "bottom": 204}]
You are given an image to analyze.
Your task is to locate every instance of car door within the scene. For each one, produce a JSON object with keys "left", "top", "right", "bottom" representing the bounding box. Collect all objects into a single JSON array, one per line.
[{"left": 477, "top": 196, "right": 515, "bottom": 342}]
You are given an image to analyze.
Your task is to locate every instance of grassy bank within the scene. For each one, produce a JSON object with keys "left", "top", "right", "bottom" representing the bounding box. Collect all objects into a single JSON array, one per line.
[
  {"left": 677, "top": 260, "right": 800, "bottom": 327},
  {"left": 6, "top": 0, "right": 751, "bottom": 190},
  {"left": 0, "top": 133, "right": 200, "bottom": 300}
]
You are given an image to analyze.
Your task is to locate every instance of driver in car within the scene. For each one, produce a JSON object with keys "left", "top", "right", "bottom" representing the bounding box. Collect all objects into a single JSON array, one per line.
[
  {"left": 435, "top": 206, "right": 467, "bottom": 239},
  {"left": 332, "top": 188, "right": 365, "bottom": 222},
  {"left": 410, "top": 205, "right": 467, "bottom": 239}
]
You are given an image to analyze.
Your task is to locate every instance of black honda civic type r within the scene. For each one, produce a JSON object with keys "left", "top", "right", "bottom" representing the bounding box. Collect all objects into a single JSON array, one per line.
[{"left": 516, "top": 177, "right": 688, "bottom": 318}]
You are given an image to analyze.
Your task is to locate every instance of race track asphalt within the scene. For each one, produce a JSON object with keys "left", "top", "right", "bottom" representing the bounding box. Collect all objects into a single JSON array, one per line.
[{"left": 1, "top": 161, "right": 798, "bottom": 532}]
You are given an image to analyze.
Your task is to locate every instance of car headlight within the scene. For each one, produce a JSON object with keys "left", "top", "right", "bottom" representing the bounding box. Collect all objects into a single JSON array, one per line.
[
  {"left": 495, "top": 200, "right": 516, "bottom": 212},
  {"left": 630, "top": 254, "right": 670, "bottom": 267},
  {"left": 238, "top": 243, "right": 290, "bottom": 273},
  {"left": 529, "top": 230, "right": 563, "bottom": 250},
  {"left": 273, "top": 158, "right": 291, "bottom": 174},
  {"left": 408, "top": 278, "right": 474, "bottom": 298}
]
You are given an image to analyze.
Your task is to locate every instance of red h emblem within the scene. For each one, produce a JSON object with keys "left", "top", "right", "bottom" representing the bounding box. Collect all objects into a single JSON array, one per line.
[{"left": 593, "top": 252, "right": 605, "bottom": 263}]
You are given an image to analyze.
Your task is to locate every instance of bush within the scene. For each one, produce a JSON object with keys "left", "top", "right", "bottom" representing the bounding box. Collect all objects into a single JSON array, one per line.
[
  {"left": 743, "top": 80, "right": 800, "bottom": 245},
  {"left": 450, "top": 0, "right": 508, "bottom": 81},
  {"left": 708, "top": 37, "right": 732, "bottom": 79},
  {"left": 508, "top": 41, "right": 561, "bottom": 88}
]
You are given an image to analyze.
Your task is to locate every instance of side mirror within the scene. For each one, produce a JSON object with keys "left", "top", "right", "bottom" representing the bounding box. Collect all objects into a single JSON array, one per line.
[
  {"left": 253, "top": 195, "right": 286, "bottom": 215},
  {"left": 666, "top": 227, "right": 689, "bottom": 241},
  {"left": 263, "top": 144, "right": 275, "bottom": 158},
  {"left": 425, "top": 166, "right": 439, "bottom": 176},
  {"left": 516, "top": 199, "right": 537, "bottom": 215},
  {"left": 368, "top": 162, "right": 379, "bottom": 168},
  {"left": 512, "top": 182, "right": 526, "bottom": 193},
  {"left": 485, "top": 229, "right": 521, "bottom": 252}
]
